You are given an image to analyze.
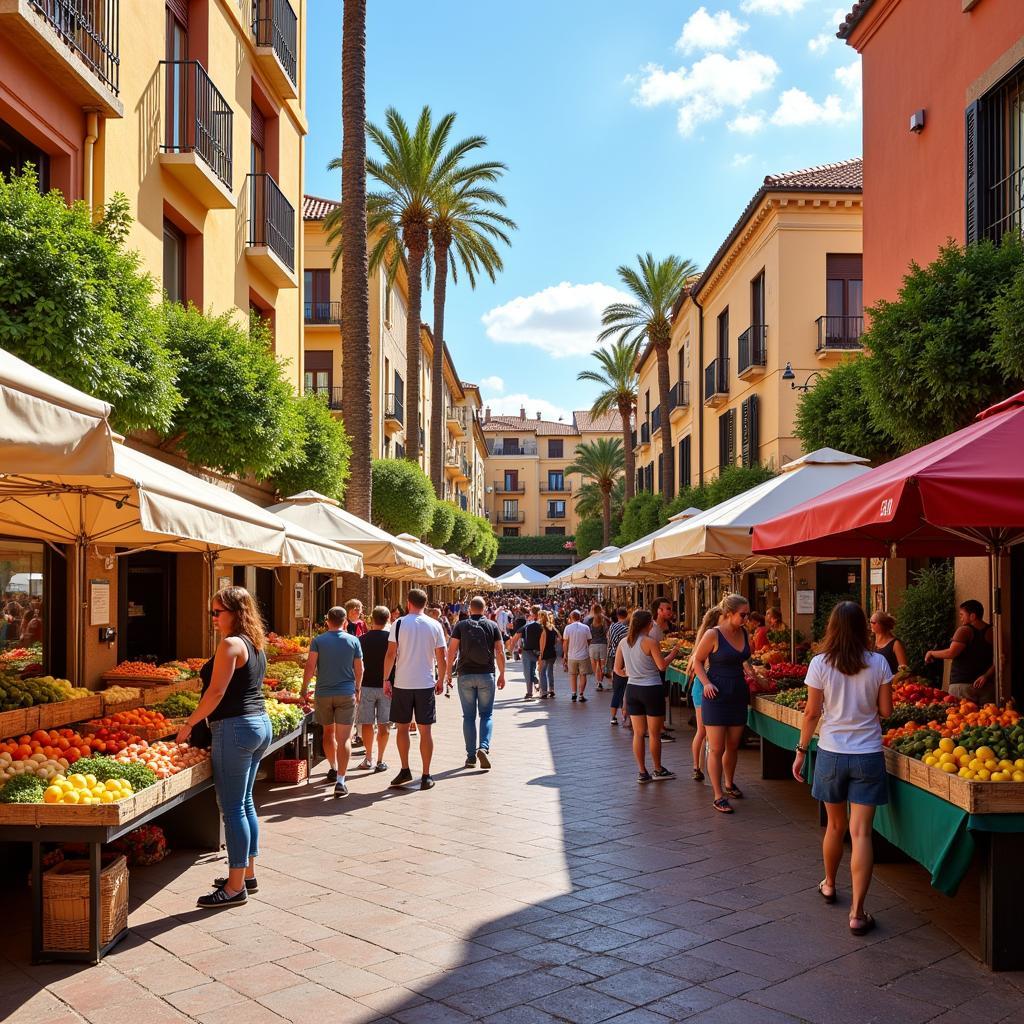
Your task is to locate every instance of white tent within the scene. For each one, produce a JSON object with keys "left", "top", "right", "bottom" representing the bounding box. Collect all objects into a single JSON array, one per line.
[
  {"left": 591, "top": 507, "right": 704, "bottom": 581},
  {"left": 493, "top": 563, "right": 552, "bottom": 589}
]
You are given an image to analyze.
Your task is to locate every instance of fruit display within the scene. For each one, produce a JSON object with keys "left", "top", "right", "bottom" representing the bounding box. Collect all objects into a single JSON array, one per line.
[
  {"left": 767, "top": 663, "right": 808, "bottom": 688},
  {"left": 266, "top": 633, "right": 310, "bottom": 657},
  {"left": 772, "top": 687, "right": 808, "bottom": 711},
  {"left": 152, "top": 691, "right": 200, "bottom": 718},
  {"left": 114, "top": 741, "right": 209, "bottom": 778},
  {"left": 0, "top": 751, "right": 68, "bottom": 783},
  {"left": 0, "top": 728, "right": 127, "bottom": 764},
  {"left": 84, "top": 709, "right": 172, "bottom": 733},
  {"left": 101, "top": 685, "right": 143, "bottom": 705},
  {"left": 43, "top": 773, "right": 134, "bottom": 805},
  {"left": 159, "top": 660, "right": 199, "bottom": 679},
  {"left": 891, "top": 676, "right": 957, "bottom": 707},
  {"left": 882, "top": 703, "right": 952, "bottom": 728},
  {"left": 265, "top": 697, "right": 304, "bottom": 737},
  {"left": 264, "top": 660, "right": 304, "bottom": 693},
  {"left": 105, "top": 661, "right": 180, "bottom": 681},
  {"left": 68, "top": 756, "right": 157, "bottom": 790},
  {"left": 0, "top": 774, "right": 48, "bottom": 803},
  {"left": 0, "top": 673, "right": 89, "bottom": 710}
]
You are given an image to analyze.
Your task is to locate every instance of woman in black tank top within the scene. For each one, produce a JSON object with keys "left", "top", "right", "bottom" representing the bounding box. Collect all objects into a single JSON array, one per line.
[
  {"left": 869, "top": 611, "right": 907, "bottom": 675},
  {"left": 177, "top": 586, "right": 271, "bottom": 909}
]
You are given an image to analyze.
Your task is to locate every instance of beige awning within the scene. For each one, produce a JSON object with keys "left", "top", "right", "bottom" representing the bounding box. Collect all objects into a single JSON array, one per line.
[{"left": 0, "top": 348, "right": 115, "bottom": 474}]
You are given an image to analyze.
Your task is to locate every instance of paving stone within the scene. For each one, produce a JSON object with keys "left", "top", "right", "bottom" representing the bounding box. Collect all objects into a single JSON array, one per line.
[
  {"left": 587, "top": 965, "right": 692, "bottom": 1006},
  {"left": 530, "top": 985, "right": 635, "bottom": 1023}
]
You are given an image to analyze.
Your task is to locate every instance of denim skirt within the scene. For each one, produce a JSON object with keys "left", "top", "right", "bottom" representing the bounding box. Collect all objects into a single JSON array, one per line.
[{"left": 811, "top": 748, "right": 889, "bottom": 806}]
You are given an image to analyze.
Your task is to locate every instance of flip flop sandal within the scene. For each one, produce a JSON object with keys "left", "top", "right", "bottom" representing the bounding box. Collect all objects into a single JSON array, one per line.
[
  {"left": 724, "top": 785, "right": 743, "bottom": 799},
  {"left": 713, "top": 798, "right": 734, "bottom": 814},
  {"left": 850, "top": 914, "right": 876, "bottom": 936},
  {"left": 818, "top": 881, "right": 837, "bottom": 904},
  {"left": 692, "top": 768, "right": 705, "bottom": 782}
]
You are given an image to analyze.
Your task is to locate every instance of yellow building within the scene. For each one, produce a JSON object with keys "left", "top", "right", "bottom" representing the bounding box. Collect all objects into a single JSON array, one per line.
[
  {"left": 634, "top": 160, "right": 863, "bottom": 494},
  {"left": 481, "top": 408, "right": 621, "bottom": 538},
  {"left": 302, "top": 195, "right": 486, "bottom": 513}
]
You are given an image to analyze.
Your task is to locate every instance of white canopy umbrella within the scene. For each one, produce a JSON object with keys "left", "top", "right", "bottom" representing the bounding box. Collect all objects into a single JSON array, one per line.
[
  {"left": 493, "top": 563, "right": 552, "bottom": 589},
  {"left": 268, "top": 491, "right": 427, "bottom": 579},
  {"left": 591, "top": 507, "right": 705, "bottom": 582},
  {"left": 393, "top": 534, "right": 460, "bottom": 582},
  {"left": 0, "top": 348, "right": 115, "bottom": 474},
  {"left": 545, "top": 546, "right": 618, "bottom": 585}
]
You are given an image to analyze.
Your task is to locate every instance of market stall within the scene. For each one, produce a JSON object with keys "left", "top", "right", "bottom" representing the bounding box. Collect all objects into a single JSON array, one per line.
[{"left": 492, "top": 563, "right": 552, "bottom": 589}]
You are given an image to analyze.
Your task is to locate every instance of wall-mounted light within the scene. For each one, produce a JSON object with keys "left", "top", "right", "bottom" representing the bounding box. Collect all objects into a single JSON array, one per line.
[
  {"left": 782, "top": 362, "right": 822, "bottom": 392},
  {"left": 909, "top": 109, "right": 926, "bottom": 134}
]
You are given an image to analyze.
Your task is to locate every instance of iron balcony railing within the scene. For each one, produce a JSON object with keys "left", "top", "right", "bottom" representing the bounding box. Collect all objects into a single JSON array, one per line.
[
  {"left": 161, "top": 60, "right": 233, "bottom": 189},
  {"left": 252, "top": 0, "right": 298, "bottom": 85},
  {"left": 705, "top": 358, "right": 729, "bottom": 399},
  {"left": 496, "top": 511, "right": 526, "bottom": 524},
  {"left": 487, "top": 441, "right": 538, "bottom": 456},
  {"left": 304, "top": 300, "right": 342, "bottom": 324},
  {"left": 540, "top": 480, "right": 571, "bottom": 493},
  {"left": 305, "top": 385, "right": 343, "bottom": 411},
  {"left": 447, "top": 405, "right": 468, "bottom": 427},
  {"left": 546, "top": 508, "right": 567, "bottom": 519},
  {"left": 640, "top": 422, "right": 650, "bottom": 444},
  {"left": 247, "top": 172, "right": 295, "bottom": 271},
  {"left": 31, "top": 0, "right": 120, "bottom": 95},
  {"left": 816, "top": 315, "right": 864, "bottom": 351},
  {"left": 651, "top": 406, "right": 662, "bottom": 434},
  {"left": 669, "top": 381, "right": 690, "bottom": 409},
  {"left": 495, "top": 480, "right": 526, "bottom": 493},
  {"left": 738, "top": 324, "right": 768, "bottom": 374},
  {"left": 384, "top": 392, "right": 403, "bottom": 424}
]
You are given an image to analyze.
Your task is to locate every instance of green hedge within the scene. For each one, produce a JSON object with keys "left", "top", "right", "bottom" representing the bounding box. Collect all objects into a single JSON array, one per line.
[{"left": 498, "top": 534, "right": 575, "bottom": 555}]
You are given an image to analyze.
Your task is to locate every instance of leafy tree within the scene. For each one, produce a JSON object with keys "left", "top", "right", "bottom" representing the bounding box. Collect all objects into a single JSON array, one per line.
[
  {"left": 0, "top": 171, "right": 179, "bottom": 432},
  {"left": 794, "top": 357, "right": 896, "bottom": 463},
  {"left": 895, "top": 562, "right": 956, "bottom": 680},
  {"left": 474, "top": 531, "right": 499, "bottom": 570},
  {"left": 273, "top": 392, "right": 352, "bottom": 501},
  {"left": 701, "top": 463, "right": 777, "bottom": 509},
  {"left": 448, "top": 507, "right": 478, "bottom": 558},
  {"left": 989, "top": 253, "right": 1024, "bottom": 381},
  {"left": 574, "top": 516, "right": 605, "bottom": 558},
  {"left": 616, "top": 492, "right": 665, "bottom": 546},
  {"left": 577, "top": 338, "right": 641, "bottom": 500},
  {"left": 160, "top": 305, "right": 301, "bottom": 477},
  {"left": 566, "top": 437, "right": 625, "bottom": 545},
  {"left": 469, "top": 514, "right": 493, "bottom": 558},
  {"left": 862, "top": 238, "right": 1024, "bottom": 451},
  {"left": 498, "top": 534, "right": 575, "bottom": 555},
  {"left": 599, "top": 253, "right": 699, "bottom": 499},
  {"left": 423, "top": 500, "right": 456, "bottom": 548},
  {"left": 370, "top": 458, "right": 435, "bottom": 537},
  {"left": 576, "top": 477, "right": 625, "bottom": 523}
]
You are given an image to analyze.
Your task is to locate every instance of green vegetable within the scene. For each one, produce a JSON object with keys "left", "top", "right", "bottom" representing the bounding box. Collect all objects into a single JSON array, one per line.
[
  {"left": 71, "top": 757, "right": 158, "bottom": 790},
  {"left": 0, "top": 774, "right": 46, "bottom": 803},
  {"left": 153, "top": 691, "right": 201, "bottom": 717}
]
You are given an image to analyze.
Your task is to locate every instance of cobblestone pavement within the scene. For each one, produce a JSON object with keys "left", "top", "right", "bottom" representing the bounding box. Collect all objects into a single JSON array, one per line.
[{"left": 3, "top": 660, "right": 1024, "bottom": 1023}]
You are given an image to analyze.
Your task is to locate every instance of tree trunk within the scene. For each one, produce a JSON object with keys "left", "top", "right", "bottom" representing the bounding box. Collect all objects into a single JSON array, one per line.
[
  {"left": 601, "top": 487, "right": 611, "bottom": 546},
  {"left": 404, "top": 233, "right": 427, "bottom": 464},
  {"left": 341, "top": 0, "right": 370, "bottom": 603},
  {"left": 655, "top": 338, "right": 674, "bottom": 500},
  {"left": 430, "top": 236, "right": 449, "bottom": 497},
  {"left": 619, "top": 399, "right": 635, "bottom": 501}
]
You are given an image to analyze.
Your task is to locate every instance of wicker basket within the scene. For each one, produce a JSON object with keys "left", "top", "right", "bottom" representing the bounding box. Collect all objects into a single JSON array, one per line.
[
  {"left": 43, "top": 855, "right": 129, "bottom": 951},
  {"left": 274, "top": 758, "right": 308, "bottom": 784}
]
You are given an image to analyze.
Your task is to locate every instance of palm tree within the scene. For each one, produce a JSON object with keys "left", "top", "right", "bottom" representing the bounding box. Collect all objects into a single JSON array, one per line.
[
  {"left": 429, "top": 178, "right": 515, "bottom": 496},
  {"left": 566, "top": 438, "right": 625, "bottom": 546},
  {"left": 575, "top": 477, "right": 625, "bottom": 524},
  {"left": 599, "top": 254, "right": 699, "bottom": 500},
  {"left": 577, "top": 338, "right": 641, "bottom": 502}
]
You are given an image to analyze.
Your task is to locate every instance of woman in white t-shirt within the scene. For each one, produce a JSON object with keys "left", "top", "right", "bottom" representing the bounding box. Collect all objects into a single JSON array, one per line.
[{"left": 792, "top": 601, "right": 893, "bottom": 938}]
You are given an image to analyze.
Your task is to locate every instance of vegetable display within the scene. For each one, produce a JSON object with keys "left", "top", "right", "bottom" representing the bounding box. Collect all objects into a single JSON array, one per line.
[
  {"left": 0, "top": 673, "right": 90, "bottom": 710},
  {"left": 265, "top": 697, "right": 304, "bottom": 737},
  {"left": 113, "top": 741, "right": 209, "bottom": 778},
  {"left": 0, "top": 751, "right": 68, "bottom": 784},
  {"left": 153, "top": 691, "right": 201, "bottom": 718},
  {"left": 264, "top": 660, "right": 304, "bottom": 694},
  {"left": 0, "top": 774, "right": 48, "bottom": 803},
  {"left": 66, "top": 756, "right": 158, "bottom": 791},
  {"left": 105, "top": 661, "right": 180, "bottom": 681},
  {"left": 43, "top": 773, "right": 134, "bottom": 805}
]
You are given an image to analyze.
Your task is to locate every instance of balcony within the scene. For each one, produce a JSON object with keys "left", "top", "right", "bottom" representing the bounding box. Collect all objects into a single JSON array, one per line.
[
  {"left": 383, "top": 392, "right": 403, "bottom": 436},
  {"left": 246, "top": 173, "right": 296, "bottom": 286},
  {"left": 816, "top": 315, "right": 864, "bottom": 356},
  {"left": 651, "top": 406, "right": 662, "bottom": 436},
  {"left": 304, "top": 300, "right": 342, "bottom": 325},
  {"left": 495, "top": 511, "right": 525, "bottom": 524},
  {"left": 494, "top": 480, "right": 526, "bottom": 494},
  {"left": 704, "top": 358, "right": 729, "bottom": 407},
  {"left": 638, "top": 421, "right": 651, "bottom": 449},
  {"left": 159, "top": 60, "right": 234, "bottom": 209},
  {"left": 487, "top": 440, "right": 538, "bottom": 456},
  {"left": 545, "top": 508, "right": 567, "bottom": 520},
  {"left": 0, "top": 1, "right": 122, "bottom": 116},
  {"left": 306, "top": 385, "right": 343, "bottom": 413},
  {"left": 446, "top": 405, "right": 467, "bottom": 437},
  {"left": 737, "top": 324, "right": 768, "bottom": 378},
  {"left": 252, "top": 0, "right": 298, "bottom": 98},
  {"left": 669, "top": 381, "right": 690, "bottom": 424},
  {"left": 540, "top": 481, "right": 571, "bottom": 493}
]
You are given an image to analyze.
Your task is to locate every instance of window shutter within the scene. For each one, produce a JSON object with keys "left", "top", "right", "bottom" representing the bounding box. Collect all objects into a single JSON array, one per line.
[
  {"left": 679, "top": 436, "right": 691, "bottom": 491},
  {"left": 727, "top": 409, "right": 737, "bottom": 466},
  {"left": 965, "top": 99, "right": 982, "bottom": 244},
  {"left": 741, "top": 399, "right": 750, "bottom": 467},
  {"left": 719, "top": 414, "right": 728, "bottom": 470},
  {"left": 166, "top": 0, "right": 189, "bottom": 28},
  {"left": 657, "top": 453, "right": 663, "bottom": 492},
  {"left": 741, "top": 396, "right": 760, "bottom": 467},
  {"left": 251, "top": 103, "right": 266, "bottom": 149}
]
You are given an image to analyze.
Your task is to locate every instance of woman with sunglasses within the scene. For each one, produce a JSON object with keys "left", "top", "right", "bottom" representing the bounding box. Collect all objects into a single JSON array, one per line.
[
  {"left": 177, "top": 586, "right": 272, "bottom": 908},
  {"left": 689, "top": 593, "right": 755, "bottom": 813}
]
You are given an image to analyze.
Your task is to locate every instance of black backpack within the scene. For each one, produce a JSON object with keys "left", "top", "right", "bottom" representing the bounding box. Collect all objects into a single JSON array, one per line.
[{"left": 458, "top": 617, "right": 494, "bottom": 667}]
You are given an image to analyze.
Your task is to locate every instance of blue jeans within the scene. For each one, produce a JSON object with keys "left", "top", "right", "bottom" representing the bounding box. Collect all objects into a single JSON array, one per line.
[
  {"left": 521, "top": 651, "right": 539, "bottom": 696},
  {"left": 539, "top": 658, "right": 556, "bottom": 695},
  {"left": 211, "top": 713, "right": 273, "bottom": 868},
  {"left": 457, "top": 673, "right": 495, "bottom": 757}
]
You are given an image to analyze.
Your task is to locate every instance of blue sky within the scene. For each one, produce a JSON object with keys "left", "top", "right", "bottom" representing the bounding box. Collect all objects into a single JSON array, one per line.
[{"left": 305, "top": 0, "right": 861, "bottom": 421}]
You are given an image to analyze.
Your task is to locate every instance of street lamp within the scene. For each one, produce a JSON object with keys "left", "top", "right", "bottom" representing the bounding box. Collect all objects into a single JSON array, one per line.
[{"left": 782, "top": 362, "right": 822, "bottom": 392}]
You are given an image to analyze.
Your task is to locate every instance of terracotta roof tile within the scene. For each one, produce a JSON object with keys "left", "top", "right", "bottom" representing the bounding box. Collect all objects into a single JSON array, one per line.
[
  {"left": 303, "top": 194, "right": 340, "bottom": 220},
  {"left": 837, "top": 1, "right": 874, "bottom": 40},
  {"left": 481, "top": 415, "right": 578, "bottom": 436},
  {"left": 573, "top": 409, "right": 621, "bottom": 433}
]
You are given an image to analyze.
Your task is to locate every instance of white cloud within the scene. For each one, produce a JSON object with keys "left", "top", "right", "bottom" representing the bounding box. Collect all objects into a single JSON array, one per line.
[
  {"left": 835, "top": 58, "right": 862, "bottom": 96},
  {"left": 728, "top": 111, "right": 765, "bottom": 134},
  {"left": 483, "top": 394, "right": 573, "bottom": 424},
  {"left": 479, "top": 375, "right": 504, "bottom": 394},
  {"left": 731, "top": 153, "right": 753, "bottom": 168},
  {"left": 676, "top": 7, "right": 747, "bottom": 54},
  {"left": 807, "top": 33, "right": 833, "bottom": 55},
  {"left": 632, "top": 50, "right": 779, "bottom": 136},
  {"left": 481, "top": 281, "right": 633, "bottom": 358},
  {"left": 770, "top": 87, "right": 849, "bottom": 127},
  {"left": 741, "top": 0, "right": 811, "bottom": 13}
]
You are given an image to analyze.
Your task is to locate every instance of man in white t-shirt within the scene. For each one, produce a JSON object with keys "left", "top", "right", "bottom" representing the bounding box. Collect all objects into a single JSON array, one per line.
[
  {"left": 562, "top": 610, "right": 593, "bottom": 703},
  {"left": 383, "top": 589, "right": 447, "bottom": 790},
  {"left": 496, "top": 606, "right": 512, "bottom": 636}
]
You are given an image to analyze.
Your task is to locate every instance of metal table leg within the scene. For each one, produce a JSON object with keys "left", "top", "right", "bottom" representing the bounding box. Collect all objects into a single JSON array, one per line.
[
  {"left": 90, "top": 842, "right": 102, "bottom": 964},
  {"left": 31, "top": 841, "right": 42, "bottom": 964}
]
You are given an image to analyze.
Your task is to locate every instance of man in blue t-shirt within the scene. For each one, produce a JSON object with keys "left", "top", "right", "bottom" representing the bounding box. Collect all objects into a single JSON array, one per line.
[{"left": 302, "top": 605, "right": 363, "bottom": 798}]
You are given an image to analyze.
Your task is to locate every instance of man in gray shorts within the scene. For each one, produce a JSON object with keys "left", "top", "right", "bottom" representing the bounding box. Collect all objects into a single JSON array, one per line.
[{"left": 355, "top": 605, "right": 393, "bottom": 773}]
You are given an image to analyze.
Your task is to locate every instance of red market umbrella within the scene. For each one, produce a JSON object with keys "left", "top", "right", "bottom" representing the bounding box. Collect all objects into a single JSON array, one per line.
[{"left": 752, "top": 390, "right": 1024, "bottom": 701}]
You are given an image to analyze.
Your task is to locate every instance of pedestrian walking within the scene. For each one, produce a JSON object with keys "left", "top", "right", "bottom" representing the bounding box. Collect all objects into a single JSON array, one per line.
[
  {"left": 355, "top": 605, "right": 393, "bottom": 773},
  {"left": 302, "top": 605, "right": 363, "bottom": 798},
  {"left": 447, "top": 595, "right": 506, "bottom": 769},
  {"left": 513, "top": 605, "right": 543, "bottom": 698},
  {"left": 344, "top": 598, "right": 368, "bottom": 638},
  {"left": 607, "top": 607, "right": 630, "bottom": 726},
  {"left": 178, "top": 586, "right": 272, "bottom": 908},
  {"left": 793, "top": 601, "right": 893, "bottom": 936},
  {"left": 383, "top": 589, "right": 447, "bottom": 790},
  {"left": 588, "top": 604, "right": 610, "bottom": 691},
  {"left": 537, "top": 609, "right": 560, "bottom": 698},
  {"left": 614, "top": 609, "right": 686, "bottom": 783},
  {"left": 689, "top": 594, "right": 755, "bottom": 813},
  {"left": 562, "top": 609, "right": 593, "bottom": 702}
]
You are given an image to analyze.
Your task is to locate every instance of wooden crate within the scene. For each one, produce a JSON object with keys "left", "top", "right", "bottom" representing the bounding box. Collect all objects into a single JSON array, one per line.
[
  {"left": 140, "top": 679, "right": 202, "bottom": 705},
  {"left": 884, "top": 748, "right": 1024, "bottom": 814},
  {"left": 35, "top": 695, "right": 103, "bottom": 731},
  {"left": 0, "top": 707, "right": 32, "bottom": 740},
  {"left": 101, "top": 672, "right": 186, "bottom": 689},
  {"left": 750, "top": 695, "right": 804, "bottom": 731}
]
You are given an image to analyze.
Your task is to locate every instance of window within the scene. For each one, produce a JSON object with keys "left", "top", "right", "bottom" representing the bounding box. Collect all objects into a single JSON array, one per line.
[
  {"left": 547, "top": 500, "right": 566, "bottom": 519},
  {"left": 503, "top": 527, "right": 520, "bottom": 537},
  {"left": 751, "top": 270, "right": 765, "bottom": 327},
  {"left": 719, "top": 409, "right": 737, "bottom": 469},
  {"left": 503, "top": 470, "right": 519, "bottom": 491},
  {"left": 679, "top": 436, "right": 691, "bottom": 491},
  {"left": 548, "top": 439, "right": 563, "bottom": 459},
  {"left": 741, "top": 395, "right": 760, "bottom": 467},
  {"left": 547, "top": 470, "right": 564, "bottom": 491},
  {"left": 644, "top": 464, "right": 654, "bottom": 492},
  {"left": 0, "top": 540, "right": 47, "bottom": 667},
  {"left": 716, "top": 307, "right": 729, "bottom": 362},
  {"left": 657, "top": 453, "right": 663, "bottom": 492},
  {"left": 395, "top": 443, "right": 404, "bottom": 458},
  {"left": 677, "top": 347, "right": 686, "bottom": 386},
  {"left": 163, "top": 220, "right": 186, "bottom": 304},
  {"left": 544, "top": 527, "right": 566, "bottom": 536},
  {"left": 304, "top": 268, "right": 331, "bottom": 322},
  {"left": 165, "top": 2, "right": 189, "bottom": 152},
  {"left": 304, "top": 351, "right": 332, "bottom": 397},
  {"left": 636, "top": 468, "right": 644, "bottom": 494},
  {"left": 826, "top": 255, "right": 863, "bottom": 319},
  {"left": 502, "top": 499, "right": 519, "bottom": 522},
  {"left": 502, "top": 436, "right": 519, "bottom": 455},
  {"left": 0, "top": 119, "right": 50, "bottom": 193},
  {"left": 384, "top": 281, "right": 393, "bottom": 326}
]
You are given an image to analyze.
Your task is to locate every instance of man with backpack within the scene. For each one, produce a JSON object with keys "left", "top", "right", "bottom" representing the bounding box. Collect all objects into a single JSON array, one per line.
[{"left": 446, "top": 595, "right": 506, "bottom": 770}]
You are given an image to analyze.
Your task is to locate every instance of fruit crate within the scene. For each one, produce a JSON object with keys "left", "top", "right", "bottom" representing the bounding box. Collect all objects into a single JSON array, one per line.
[
  {"left": 100, "top": 672, "right": 188, "bottom": 689},
  {"left": 43, "top": 854, "right": 128, "bottom": 952},
  {"left": 884, "top": 748, "right": 1024, "bottom": 814},
  {"left": 0, "top": 695, "right": 105, "bottom": 739},
  {"left": 750, "top": 695, "right": 805, "bottom": 731},
  {"left": 268, "top": 652, "right": 307, "bottom": 665}
]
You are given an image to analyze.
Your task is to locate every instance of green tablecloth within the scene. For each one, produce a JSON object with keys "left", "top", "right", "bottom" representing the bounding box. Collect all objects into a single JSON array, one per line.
[
  {"left": 745, "top": 707, "right": 1024, "bottom": 895},
  {"left": 665, "top": 665, "right": 688, "bottom": 686}
]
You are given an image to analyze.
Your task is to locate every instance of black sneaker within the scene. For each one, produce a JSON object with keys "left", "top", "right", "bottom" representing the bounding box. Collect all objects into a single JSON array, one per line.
[
  {"left": 578, "top": 695, "right": 588, "bottom": 703},
  {"left": 212, "top": 876, "right": 258, "bottom": 893},
  {"left": 197, "top": 886, "right": 247, "bottom": 909},
  {"left": 637, "top": 770, "right": 653, "bottom": 784},
  {"left": 652, "top": 767, "right": 676, "bottom": 781},
  {"left": 374, "top": 761, "right": 388, "bottom": 773},
  {"left": 571, "top": 694, "right": 577, "bottom": 702},
  {"left": 352, "top": 736, "right": 365, "bottom": 749},
  {"left": 661, "top": 732, "right": 676, "bottom": 742},
  {"left": 420, "top": 775, "right": 435, "bottom": 790},
  {"left": 390, "top": 768, "right": 414, "bottom": 788},
  {"left": 464, "top": 757, "right": 477, "bottom": 768},
  {"left": 334, "top": 781, "right": 349, "bottom": 798},
  {"left": 325, "top": 768, "right": 338, "bottom": 783},
  {"left": 596, "top": 684, "right": 605, "bottom": 691},
  {"left": 609, "top": 719, "right": 618, "bottom": 726},
  {"left": 476, "top": 748, "right": 491, "bottom": 770}
]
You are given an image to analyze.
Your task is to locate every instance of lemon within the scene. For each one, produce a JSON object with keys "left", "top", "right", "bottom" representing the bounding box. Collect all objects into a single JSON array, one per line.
[
  {"left": 68, "top": 773, "right": 86, "bottom": 788},
  {"left": 953, "top": 746, "right": 968, "bottom": 759},
  {"left": 1013, "top": 771, "right": 1024, "bottom": 782},
  {"left": 985, "top": 759, "right": 998, "bottom": 770},
  {"left": 100, "top": 791, "right": 114, "bottom": 803},
  {"left": 958, "top": 754, "right": 971, "bottom": 767},
  {"left": 938, "top": 738, "right": 955, "bottom": 753},
  {"left": 969, "top": 758, "right": 982, "bottom": 771},
  {"left": 977, "top": 768, "right": 991, "bottom": 781},
  {"left": 976, "top": 746, "right": 995, "bottom": 762},
  {"left": 104, "top": 779, "right": 121, "bottom": 791},
  {"left": 84, "top": 774, "right": 97, "bottom": 787},
  {"left": 924, "top": 755, "right": 938, "bottom": 766},
  {"left": 62, "top": 790, "right": 80, "bottom": 803},
  {"left": 958, "top": 767, "right": 971, "bottom": 778},
  {"left": 940, "top": 762, "right": 957, "bottom": 774},
  {"left": 43, "top": 786, "right": 62, "bottom": 803}
]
